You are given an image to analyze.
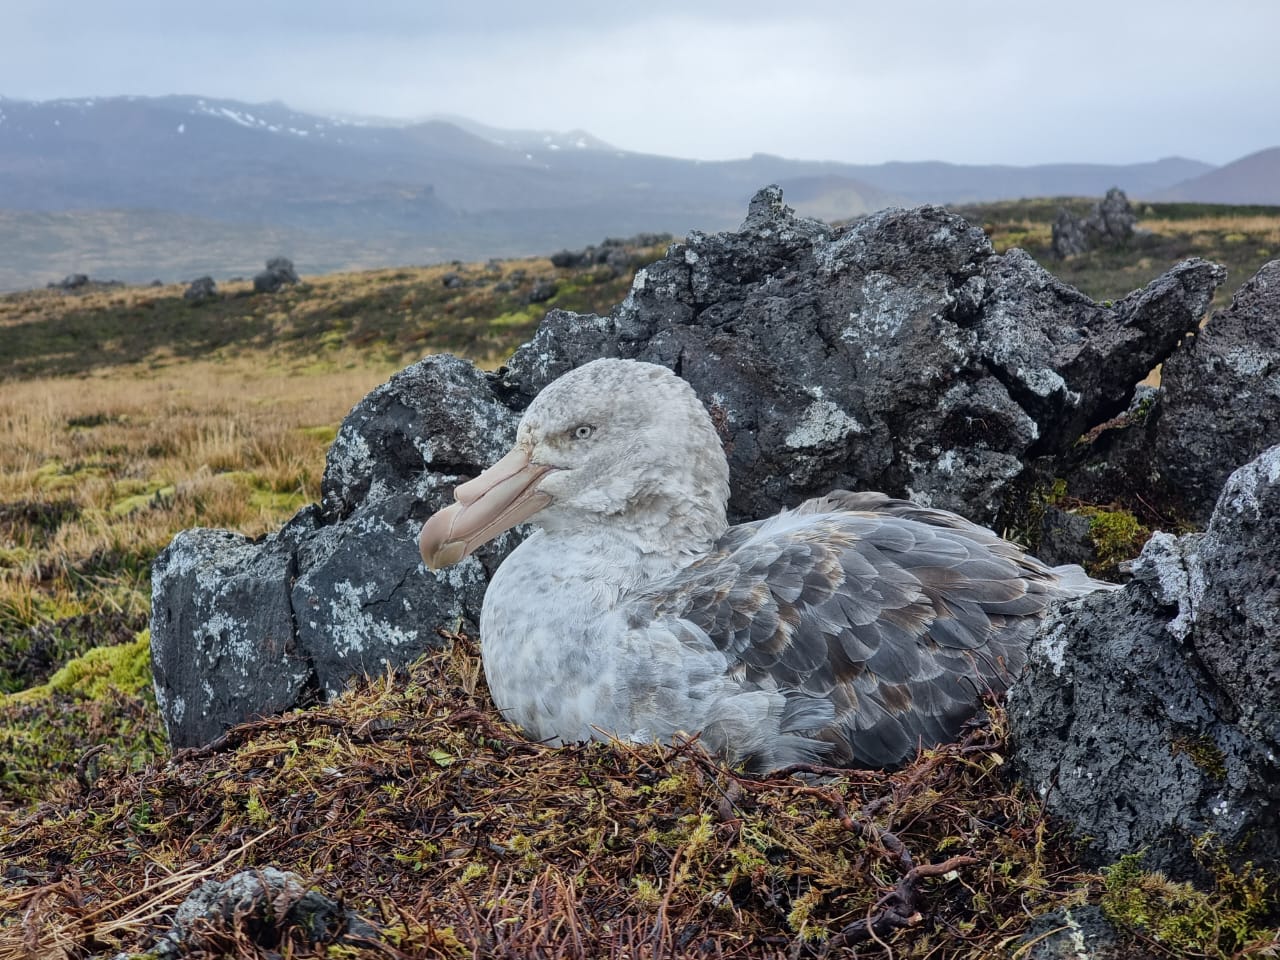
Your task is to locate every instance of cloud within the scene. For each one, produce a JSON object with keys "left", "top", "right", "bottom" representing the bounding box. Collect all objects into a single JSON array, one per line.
[{"left": 2, "top": 0, "right": 1277, "bottom": 165}]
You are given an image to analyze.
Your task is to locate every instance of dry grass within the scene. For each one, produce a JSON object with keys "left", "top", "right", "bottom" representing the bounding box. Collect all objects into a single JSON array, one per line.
[
  {"left": 1137, "top": 214, "right": 1280, "bottom": 245},
  {"left": 0, "top": 354, "right": 398, "bottom": 693}
]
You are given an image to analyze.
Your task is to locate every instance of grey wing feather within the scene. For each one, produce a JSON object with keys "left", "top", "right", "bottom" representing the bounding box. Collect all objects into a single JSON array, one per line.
[{"left": 630, "top": 491, "right": 1093, "bottom": 769}]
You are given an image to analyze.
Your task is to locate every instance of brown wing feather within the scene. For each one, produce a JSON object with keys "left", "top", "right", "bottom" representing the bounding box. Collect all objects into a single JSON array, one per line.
[{"left": 634, "top": 491, "right": 1066, "bottom": 768}]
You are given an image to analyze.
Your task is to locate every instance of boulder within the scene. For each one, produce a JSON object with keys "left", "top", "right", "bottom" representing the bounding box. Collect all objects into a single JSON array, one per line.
[
  {"left": 152, "top": 356, "right": 519, "bottom": 747},
  {"left": 1153, "top": 259, "right": 1280, "bottom": 523},
  {"left": 183, "top": 276, "right": 217, "bottom": 303},
  {"left": 145, "top": 867, "right": 379, "bottom": 959},
  {"left": 1050, "top": 188, "right": 1139, "bottom": 258},
  {"left": 1008, "top": 445, "right": 1280, "bottom": 879},
  {"left": 253, "top": 256, "right": 300, "bottom": 294},
  {"left": 151, "top": 186, "right": 1225, "bottom": 748}
]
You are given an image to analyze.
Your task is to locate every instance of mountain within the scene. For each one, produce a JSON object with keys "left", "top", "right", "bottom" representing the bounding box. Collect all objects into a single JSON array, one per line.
[
  {"left": 1153, "top": 148, "right": 1280, "bottom": 205},
  {"left": 0, "top": 94, "right": 1240, "bottom": 290}
]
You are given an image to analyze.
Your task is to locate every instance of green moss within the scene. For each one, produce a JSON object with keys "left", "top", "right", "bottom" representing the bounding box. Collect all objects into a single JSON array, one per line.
[
  {"left": 1085, "top": 508, "right": 1150, "bottom": 578},
  {"left": 1171, "top": 735, "right": 1228, "bottom": 781},
  {"left": 15, "top": 630, "right": 152, "bottom": 702},
  {"left": 1101, "top": 848, "right": 1277, "bottom": 958}
]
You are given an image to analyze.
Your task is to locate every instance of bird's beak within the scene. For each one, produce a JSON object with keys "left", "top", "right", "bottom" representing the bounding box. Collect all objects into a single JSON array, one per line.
[{"left": 419, "top": 446, "right": 554, "bottom": 570}]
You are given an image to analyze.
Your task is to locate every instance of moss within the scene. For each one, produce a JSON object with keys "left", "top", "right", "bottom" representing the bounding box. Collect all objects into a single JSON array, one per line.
[
  {"left": 1084, "top": 508, "right": 1151, "bottom": 578},
  {"left": 1171, "top": 735, "right": 1228, "bottom": 781},
  {"left": 14, "top": 630, "right": 152, "bottom": 702},
  {"left": 1101, "top": 848, "right": 1277, "bottom": 957}
]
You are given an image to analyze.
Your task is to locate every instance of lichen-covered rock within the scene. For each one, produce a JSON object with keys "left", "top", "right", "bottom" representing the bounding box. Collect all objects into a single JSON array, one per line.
[
  {"left": 151, "top": 186, "right": 1226, "bottom": 748},
  {"left": 505, "top": 186, "right": 1221, "bottom": 525},
  {"left": 1008, "top": 445, "right": 1280, "bottom": 878},
  {"left": 1154, "top": 259, "right": 1280, "bottom": 523},
  {"left": 1020, "top": 905, "right": 1157, "bottom": 960},
  {"left": 151, "top": 355, "right": 519, "bottom": 745},
  {"left": 182, "top": 275, "right": 217, "bottom": 303},
  {"left": 145, "top": 867, "right": 379, "bottom": 959}
]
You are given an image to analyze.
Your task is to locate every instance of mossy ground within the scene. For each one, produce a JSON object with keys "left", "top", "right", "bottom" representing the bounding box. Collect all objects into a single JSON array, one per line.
[{"left": 1, "top": 218, "right": 1277, "bottom": 956}]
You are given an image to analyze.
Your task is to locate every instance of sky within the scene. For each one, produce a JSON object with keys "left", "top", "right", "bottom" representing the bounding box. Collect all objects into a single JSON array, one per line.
[{"left": 3, "top": 0, "right": 1277, "bottom": 167}]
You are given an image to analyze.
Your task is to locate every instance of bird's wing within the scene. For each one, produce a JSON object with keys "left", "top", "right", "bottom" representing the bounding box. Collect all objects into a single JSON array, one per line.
[{"left": 626, "top": 493, "right": 1064, "bottom": 768}]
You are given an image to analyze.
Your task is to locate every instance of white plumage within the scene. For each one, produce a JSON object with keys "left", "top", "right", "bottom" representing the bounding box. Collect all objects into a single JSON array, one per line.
[{"left": 420, "top": 358, "right": 1111, "bottom": 770}]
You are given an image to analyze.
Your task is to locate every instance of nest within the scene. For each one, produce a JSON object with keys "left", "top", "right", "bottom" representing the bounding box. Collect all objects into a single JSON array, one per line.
[{"left": 0, "top": 633, "right": 1094, "bottom": 959}]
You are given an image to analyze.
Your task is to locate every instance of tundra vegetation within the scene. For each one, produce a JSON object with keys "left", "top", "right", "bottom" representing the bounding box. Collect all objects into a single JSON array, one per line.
[{"left": 1, "top": 212, "right": 1276, "bottom": 957}]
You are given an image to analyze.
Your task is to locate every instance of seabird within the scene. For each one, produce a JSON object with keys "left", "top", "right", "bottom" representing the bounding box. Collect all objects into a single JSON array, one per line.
[{"left": 420, "top": 358, "right": 1111, "bottom": 770}]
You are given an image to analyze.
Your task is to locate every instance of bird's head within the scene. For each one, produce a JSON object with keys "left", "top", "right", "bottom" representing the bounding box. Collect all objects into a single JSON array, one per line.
[{"left": 419, "top": 358, "right": 730, "bottom": 570}]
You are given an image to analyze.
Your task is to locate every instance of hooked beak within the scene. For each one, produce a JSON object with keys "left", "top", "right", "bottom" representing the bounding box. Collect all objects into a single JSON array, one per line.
[{"left": 419, "top": 446, "right": 554, "bottom": 570}]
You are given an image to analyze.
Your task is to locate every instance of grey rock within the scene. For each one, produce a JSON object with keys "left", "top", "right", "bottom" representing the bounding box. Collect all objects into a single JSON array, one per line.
[
  {"left": 151, "top": 186, "right": 1226, "bottom": 748},
  {"left": 1154, "top": 259, "right": 1280, "bottom": 523},
  {"left": 1052, "top": 207, "right": 1089, "bottom": 258},
  {"left": 504, "top": 186, "right": 1220, "bottom": 526},
  {"left": 183, "top": 275, "right": 217, "bottom": 303},
  {"left": 147, "top": 867, "right": 379, "bottom": 959},
  {"left": 441, "top": 271, "right": 464, "bottom": 288},
  {"left": 1019, "top": 905, "right": 1156, "bottom": 960},
  {"left": 1050, "top": 188, "right": 1138, "bottom": 259},
  {"left": 253, "top": 256, "right": 300, "bottom": 293},
  {"left": 1036, "top": 505, "right": 1096, "bottom": 570},
  {"left": 1008, "top": 445, "right": 1280, "bottom": 879},
  {"left": 151, "top": 356, "right": 520, "bottom": 745},
  {"left": 525, "top": 278, "right": 558, "bottom": 303},
  {"left": 50, "top": 272, "right": 89, "bottom": 290}
]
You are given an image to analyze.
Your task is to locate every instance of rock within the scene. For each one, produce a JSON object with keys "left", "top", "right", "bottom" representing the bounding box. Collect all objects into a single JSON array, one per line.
[
  {"left": 182, "top": 276, "right": 217, "bottom": 303},
  {"left": 1050, "top": 188, "right": 1138, "bottom": 259},
  {"left": 152, "top": 186, "right": 1225, "bottom": 747},
  {"left": 253, "top": 256, "right": 300, "bottom": 293},
  {"left": 145, "top": 867, "right": 379, "bottom": 959},
  {"left": 550, "top": 249, "right": 585, "bottom": 269},
  {"left": 525, "top": 278, "right": 558, "bottom": 303},
  {"left": 152, "top": 356, "right": 520, "bottom": 746},
  {"left": 1019, "top": 905, "right": 1157, "bottom": 960},
  {"left": 1093, "top": 187, "right": 1137, "bottom": 244},
  {"left": 1153, "top": 259, "right": 1280, "bottom": 523},
  {"left": 1008, "top": 445, "right": 1280, "bottom": 879},
  {"left": 50, "top": 272, "right": 89, "bottom": 290},
  {"left": 1051, "top": 207, "right": 1089, "bottom": 258},
  {"left": 441, "top": 271, "right": 464, "bottom": 288},
  {"left": 504, "top": 186, "right": 1221, "bottom": 526}
]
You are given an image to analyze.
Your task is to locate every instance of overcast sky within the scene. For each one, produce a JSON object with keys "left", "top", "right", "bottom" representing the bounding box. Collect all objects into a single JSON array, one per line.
[{"left": 3, "top": 0, "right": 1277, "bottom": 166}]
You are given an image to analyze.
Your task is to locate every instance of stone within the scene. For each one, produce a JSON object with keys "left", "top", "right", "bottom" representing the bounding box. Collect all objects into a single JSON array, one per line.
[
  {"left": 1051, "top": 207, "right": 1089, "bottom": 258},
  {"left": 182, "top": 275, "right": 217, "bottom": 303},
  {"left": 1019, "top": 905, "right": 1157, "bottom": 960},
  {"left": 151, "top": 186, "right": 1226, "bottom": 748},
  {"left": 1153, "top": 259, "right": 1280, "bottom": 523},
  {"left": 253, "top": 256, "right": 300, "bottom": 293},
  {"left": 441, "top": 271, "right": 464, "bottom": 288},
  {"left": 145, "top": 867, "right": 379, "bottom": 959},
  {"left": 1008, "top": 445, "right": 1280, "bottom": 879},
  {"left": 1050, "top": 188, "right": 1139, "bottom": 259},
  {"left": 525, "top": 278, "right": 558, "bottom": 303},
  {"left": 151, "top": 356, "right": 520, "bottom": 745}
]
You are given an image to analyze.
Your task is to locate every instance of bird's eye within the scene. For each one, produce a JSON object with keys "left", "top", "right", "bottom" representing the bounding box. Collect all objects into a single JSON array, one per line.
[{"left": 572, "top": 424, "right": 595, "bottom": 440}]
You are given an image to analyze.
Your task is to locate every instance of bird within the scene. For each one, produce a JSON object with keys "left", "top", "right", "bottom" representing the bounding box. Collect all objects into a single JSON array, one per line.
[{"left": 419, "top": 358, "right": 1112, "bottom": 771}]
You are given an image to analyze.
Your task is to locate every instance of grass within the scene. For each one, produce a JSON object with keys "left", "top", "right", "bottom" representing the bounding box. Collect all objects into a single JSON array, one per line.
[
  {"left": 0, "top": 214, "right": 1277, "bottom": 956},
  {"left": 951, "top": 199, "right": 1280, "bottom": 307}
]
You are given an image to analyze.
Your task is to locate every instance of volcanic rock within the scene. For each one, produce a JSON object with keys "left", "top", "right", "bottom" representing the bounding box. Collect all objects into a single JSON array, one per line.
[
  {"left": 1009, "top": 445, "right": 1280, "bottom": 878},
  {"left": 150, "top": 186, "right": 1225, "bottom": 749}
]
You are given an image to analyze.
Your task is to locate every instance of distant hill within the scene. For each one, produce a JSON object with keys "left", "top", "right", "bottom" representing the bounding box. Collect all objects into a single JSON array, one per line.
[
  {"left": 0, "top": 93, "right": 1257, "bottom": 290},
  {"left": 1153, "top": 148, "right": 1280, "bottom": 204}
]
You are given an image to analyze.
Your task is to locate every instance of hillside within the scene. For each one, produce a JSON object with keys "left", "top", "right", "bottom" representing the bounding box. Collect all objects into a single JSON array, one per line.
[
  {"left": 1154, "top": 147, "right": 1280, "bottom": 205},
  {"left": 1, "top": 208, "right": 1277, "bottom": 958},
  {"left": 0, "top": 94, "right": 1254, "bottom": 291}
]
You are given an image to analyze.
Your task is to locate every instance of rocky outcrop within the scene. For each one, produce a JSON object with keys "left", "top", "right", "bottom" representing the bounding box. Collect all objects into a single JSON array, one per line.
[
  {"left": 253, "top": 256, "right": 300, "bottom": 293},
  {"left": 151, "top": 186, "right": 1225, "bottom": 749},
  {"left": 1154, "top": 259, "right": 1280, "bottom": 521},
  {"left": 1009, "top": 445, "right": 1280, "bottom": 878},
  {"left": 1051, "top": 187, "right": 1140, "bottom": 258},
  {"left": 550, "top": 233, "right": 671, "bottom": 276},
  {"left": 1060, "top": 259, "right": 1280, "bottom": 526},
  {"left": 183, "top": 276, "right": 217, "bottom": 303}
]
